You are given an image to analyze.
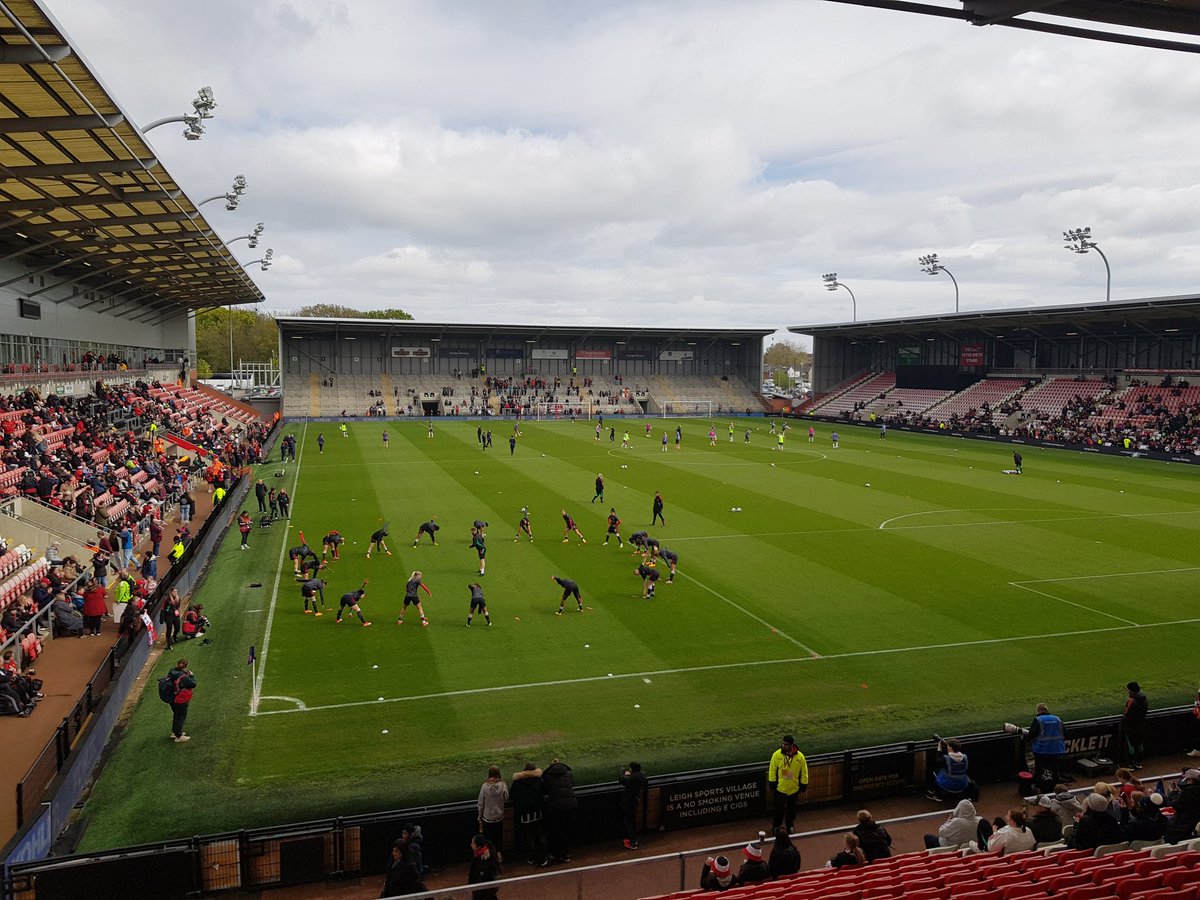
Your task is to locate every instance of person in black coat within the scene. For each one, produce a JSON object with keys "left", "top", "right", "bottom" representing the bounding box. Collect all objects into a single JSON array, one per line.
[
  {"left": 1070, "top": 793, "right": 1124, "bottom": 850},
  {"left": 467, "top": 834, "right": 501, "bottom": 900},
  {"left": 379, "top": 839, "right": 425, "bottom": 897},
  {"left": 511, "top": 764, "right": 548, "bottom": 866},
  {"left": 619, "top": 761, "right": 647, "bottom": 850},
  {"left": 1123, "top": 795, "right": 1166, "bottom": 843},
  {"left": 852, "top": 809, "right": 892, "bottom": 861},
  {"left": 768, "top": 826, "right": 801, "bottom": 877},
  {"left": 542, "top": 757, "right": 578, "bottom": 863}
]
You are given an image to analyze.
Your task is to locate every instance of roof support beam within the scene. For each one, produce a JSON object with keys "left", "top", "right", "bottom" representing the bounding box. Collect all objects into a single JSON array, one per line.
[
  {"left": 0, "top": 43, "right": 71, "bottom": 64},
  {"left": 2, "top": 188, "right": 182, "bottom": 211},
  {"left": 0, "top": 157, "right": 157, "bottom": 178},
  {"left": 0, "top": 112, "right": 124, "bottom": 134}
]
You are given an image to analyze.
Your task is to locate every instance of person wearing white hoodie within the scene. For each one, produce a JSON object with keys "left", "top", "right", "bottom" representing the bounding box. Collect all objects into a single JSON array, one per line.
[
  {"left": 477, "top": 766, "right": 509, "bottom": 852},
  {"left": 923, "top": 799, "right": 985, "bottom": 849}
]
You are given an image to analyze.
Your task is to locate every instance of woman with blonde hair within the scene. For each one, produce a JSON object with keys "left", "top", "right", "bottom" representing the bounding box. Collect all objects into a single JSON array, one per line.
[{"left": 828, "top": 833, "right": 866, "bottom": 868}]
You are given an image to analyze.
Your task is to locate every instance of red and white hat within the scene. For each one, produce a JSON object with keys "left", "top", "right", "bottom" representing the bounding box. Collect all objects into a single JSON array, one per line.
[
  {"left": 743, "top": 842, "right": 763, "bottom": 861},
  {"left": 710, "top": 855, "right": 731, "bottom": 877}
]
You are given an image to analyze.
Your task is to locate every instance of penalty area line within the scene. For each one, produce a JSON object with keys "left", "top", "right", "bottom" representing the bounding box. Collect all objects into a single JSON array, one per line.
[
  {"left": 676, "top": 571, "right": 819, "bottom": 657},
  {"left": 251, "top": 616, "right": 1200, "bottom": 717}
]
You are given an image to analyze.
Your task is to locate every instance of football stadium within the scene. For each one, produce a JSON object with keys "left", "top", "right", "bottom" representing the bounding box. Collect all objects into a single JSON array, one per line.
[{"left": 3, "top": 2, "right": 1200, "bottom": 900}]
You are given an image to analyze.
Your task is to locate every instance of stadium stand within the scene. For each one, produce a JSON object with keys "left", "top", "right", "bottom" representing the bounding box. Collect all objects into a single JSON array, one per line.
[
  {"left": 809, "top": 372, "right": 897, "bottom": 417},
  {"left": 926, "top": 377, "right": 1029, "bottom": 423}
]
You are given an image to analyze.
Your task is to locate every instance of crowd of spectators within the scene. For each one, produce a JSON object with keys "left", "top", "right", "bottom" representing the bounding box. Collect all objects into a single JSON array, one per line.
[
  {"left": 0, "top": 374, "right": 270, "bottom": 718},
  {"left": 850, "top": 372, "right": 1200, "bottom": 455}
]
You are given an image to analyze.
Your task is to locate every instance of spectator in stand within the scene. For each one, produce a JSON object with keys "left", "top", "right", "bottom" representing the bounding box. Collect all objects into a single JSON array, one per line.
[
  {"left": 543, "top": 756, "right": 578, "bottom": 863},
  {"left": 1164, "top": 769, "right": 1200, "bottom": 843},
  {"left": 160, "top": 588, "right": 182, "bottom": 649},
  {"left": 1028, "top": 795, "right": 1065, "bottom": 844},
  {"left": 140, "top": 551, "right": 158, "bottom": 582},
  {"left": 619, "top": 761, "right": 647, "bottom": 850},
  {"left": 767, "top": 826, "right": 801, "bottom": 877},
  {"left": 700, "top": 854, "right": 737, "bottom": 891},
  {"left": 51, "top": 594, "right": 84, "bottom": 637},
  {"left": 1123, "top": 794, "right": 1166, "bottom": 843},
  {"left": 81, "top": 578, "right": 107, "bottom": 636},
  {"left": 91, "top": 548, "right": 111, "bottom": 588},
  {"left": 1069, "top": 793, "right": 1123, "bottom": 850},
  {"left": 924, "top": 799, "right": 986, "bottom": 849},
  {"left": 467, "top": 833, "right": 501, "bottom": 900},
  {"left": 984, "top": 808, "right": 1037, "bottom": 855},
  {"left": 852, "top": 810, "right": 892, "bottom": 861},
  {"left": 828, "top": 833, "right": 866, "bottom": 869},
  {"left": 179, "top": 490, "right": 194, "bottom": 525},
  {"left": 735, "top": 838, "right": 769, "bottom": 884},
  {"left": 476, "top": 766, "right": 508, "bottom": 852},
  {"left": 1046, "top": 787, "right": 1082, "bottom": 832},
  {"left": 379, "top": 839, "right": 425, "bottom": 898},
  {"left": 511, "top": 763, "right": 548, "bottom": 867}
]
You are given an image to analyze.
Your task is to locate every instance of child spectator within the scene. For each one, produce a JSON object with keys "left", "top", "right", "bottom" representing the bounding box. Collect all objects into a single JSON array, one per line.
[{"left": 828, "top": 833, "right": 866, "bottom": 868}]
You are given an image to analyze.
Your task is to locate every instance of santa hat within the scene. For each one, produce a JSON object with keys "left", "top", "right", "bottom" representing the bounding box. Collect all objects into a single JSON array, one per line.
[
  {"left": 710, "top": 855, "right": 731, "bottom": 877},
  {"left": 743, "top": 842, "right": 763, "bottom": 862}
]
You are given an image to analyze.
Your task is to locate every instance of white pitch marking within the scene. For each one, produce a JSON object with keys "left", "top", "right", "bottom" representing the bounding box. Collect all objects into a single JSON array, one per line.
[
  {"left": 250, "top": 422, "right": 307, "bottom": 717},
  {"left": 257, "top": 695, "right": 308, "bottom": 711},
  {"left": 1007, "top": 582, "right": 1140, "bottom": 627},
  {"left": 252, "top": 616, "right": 1200, "bottom": 717},
  {"left": 878, "top": 507, "right": 1200, "bottom": 531},
  {"left": 677, "top": 571, "right": 819, "bottom": 656},
  {"left": 1013, "top": 565, "right": 1200, "bottom": 584}
]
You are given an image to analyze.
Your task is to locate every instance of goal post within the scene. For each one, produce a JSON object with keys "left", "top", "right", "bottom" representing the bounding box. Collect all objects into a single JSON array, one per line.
[{"left": 659, "top": 399, "right": 714, "bottom": 418}]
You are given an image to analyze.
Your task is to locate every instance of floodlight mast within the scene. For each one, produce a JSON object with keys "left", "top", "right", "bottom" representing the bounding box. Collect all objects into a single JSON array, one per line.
[
  {"left": 141, "top": 86, "right": 216, "bottom": 140},
  {"left": 918, "top": 253, "right": 959, "bottom": 313},
  {"left": 226, "top": 223, "right": 265, "bottom": 249},
  {"left": 822, "top": 272, "right": 856, "bottom": 321},
  {"left": 199, "top": 175, "right": 247, "bottom": 210},
  {"left": 1063, "top": 226, "right": 1111, "bottom": 302}
]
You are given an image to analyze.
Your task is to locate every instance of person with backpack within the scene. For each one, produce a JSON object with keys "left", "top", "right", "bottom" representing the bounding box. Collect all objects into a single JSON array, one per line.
[{"left": 163, "top": 658, "right": 196, "bottom": 743}]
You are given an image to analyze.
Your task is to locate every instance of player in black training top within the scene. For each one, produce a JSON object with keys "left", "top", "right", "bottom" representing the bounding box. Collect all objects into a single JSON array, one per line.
[
  {"left": 604, "top": 508, "right": 624, "bottom": 548},
  {"left": 629, "top": 531, "right": 649, "bottom": 555},
  {"left": 652, "top": 491, "right": 666, "bottom": 526},
  {"left": 413, "top": 517, "right": 440, "bottom": 547},
  {"left": 398, "top": 570, "right": 432, "bottom": 626},
  {"left": 466, "top": 582, "right": 491, "bottom": 627},
  {"left": 658, "top": 547, "right": 679, "bottom": 583},
  {"left": 289, "top": 542, "right": 320, "bottom": 579},
  {"left": 470, "top": 527, "right": 487, "bottom": 576},
  {"left": 321, "top": 530, "right": 344, "bottom": 561},
  {"left": 366, "top": 523, "right": 391, "bottom": 558},
  {"left": 301, "top": 577, "right": 327, "bottom": 615},
  {"left": 592, "top": 473, "right": 604, "bottom": 504},
  {"left": 553, "top": 575, "right": 583, "bottom": 615},
  {"left": 514, "top": 507, "right": 533, "bottom": 543},
  {"left": 336, "top": 580, "right": 370, "bottom": 626},
  {"left": 560, "top": 509, "right": 587, "bottom": 544},
  {"left": 636, "top": 561, "right": 660, "bottom": 598}
]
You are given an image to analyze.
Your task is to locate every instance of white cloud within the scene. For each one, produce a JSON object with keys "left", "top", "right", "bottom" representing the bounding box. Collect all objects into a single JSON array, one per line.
[{"left": 45, "top": 0, "right": 1200, "bottom": 334}]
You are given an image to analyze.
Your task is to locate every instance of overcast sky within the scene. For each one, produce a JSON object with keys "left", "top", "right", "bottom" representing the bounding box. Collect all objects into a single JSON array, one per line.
[{"left": 47, "top": 0, "right": 1200, "bottom": 345}]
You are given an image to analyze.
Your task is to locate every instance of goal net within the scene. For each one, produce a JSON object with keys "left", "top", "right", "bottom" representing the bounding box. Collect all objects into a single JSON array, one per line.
[{"left": 659, "top": 400, "right": 714, "bottom": 418}]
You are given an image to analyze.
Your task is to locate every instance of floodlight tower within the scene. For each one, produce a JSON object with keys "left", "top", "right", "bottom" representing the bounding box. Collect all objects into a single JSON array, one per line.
[
  {"left": 1063, "top": 227, "right": 1111, "bottom": 302},
  {"left": 822, "top": 273, "right": 856, "bottom": 321},
  {"left": 141, "top": 86, "right": 217, "bottom": 140},
  {"left": 918, "top": 253, "right": 959, "bottom": 313}
]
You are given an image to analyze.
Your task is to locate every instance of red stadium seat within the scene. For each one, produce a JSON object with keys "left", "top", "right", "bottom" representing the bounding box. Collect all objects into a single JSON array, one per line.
[
  {"left": 1052, "top": 873, "right": 1101, "bottom": 893},
  {"left": 1128, "top": 889, "right": 1198, "bottom": 900},
  {"left": 1136, "top": 858, "right": 1187, "bottom": 878},
  {"left": 1116, "top": 877, "right": 1172, "bottom": 899},
  {"left": 1066, "top": 886, "right": 1121, "bottom": 899},
  {"left": 1002, "top": 883, "right": 1051, "bottom": 899},
  {"left": 905, "top": 890, "right": 950, "bottom": 900},
  {"left": 1167, "top": 871, "right": 1200, "bottom": 891}
]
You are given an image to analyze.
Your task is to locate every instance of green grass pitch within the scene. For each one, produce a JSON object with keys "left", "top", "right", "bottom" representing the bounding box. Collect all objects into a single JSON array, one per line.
[{"left": 75, "top": 418, "right": 1200, "bottom": 847}]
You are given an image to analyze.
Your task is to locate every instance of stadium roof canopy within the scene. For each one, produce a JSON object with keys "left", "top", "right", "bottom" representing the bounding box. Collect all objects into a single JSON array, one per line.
[
  {"left": 790, "top": 293, "right": 1200, "bottom": 342},
  {"left": 827, "top": 0, "right": 1200, "bottom": 53},
  {"left": 0, "top": 0, "right": 264, "bottom": 323},
  {"left": 276, "top": 318, "right": 776, "bottom": 343}
]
